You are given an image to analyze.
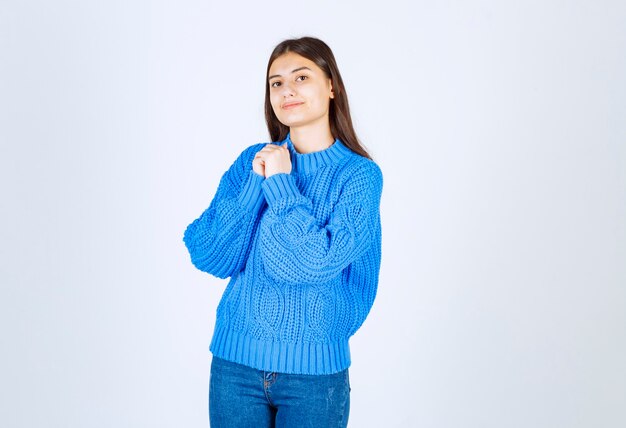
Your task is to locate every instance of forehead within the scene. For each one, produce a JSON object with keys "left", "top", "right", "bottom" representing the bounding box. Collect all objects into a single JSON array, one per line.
[{"left": 268, "top": 52, "right": 320, "bottom": 75}]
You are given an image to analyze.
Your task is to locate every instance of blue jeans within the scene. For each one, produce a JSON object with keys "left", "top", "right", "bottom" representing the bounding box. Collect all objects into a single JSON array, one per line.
[{"left": 209, "top": 356, "right": 350, "bottom": 427}]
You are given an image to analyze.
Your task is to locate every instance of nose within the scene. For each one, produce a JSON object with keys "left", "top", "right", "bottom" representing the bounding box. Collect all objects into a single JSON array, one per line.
[{"left": 280, "top": 81, "right": 296, "bottom": 98}]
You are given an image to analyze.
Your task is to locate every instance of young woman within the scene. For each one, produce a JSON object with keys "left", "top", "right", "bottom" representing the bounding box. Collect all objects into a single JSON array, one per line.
[{"left": 183, "top": 36, "right": 383, "bottom": 427}]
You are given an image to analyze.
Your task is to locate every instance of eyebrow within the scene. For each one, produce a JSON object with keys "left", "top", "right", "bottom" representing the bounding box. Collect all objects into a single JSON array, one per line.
[{"left": 268, "top": 66, "right": 312, "bottom": 81}]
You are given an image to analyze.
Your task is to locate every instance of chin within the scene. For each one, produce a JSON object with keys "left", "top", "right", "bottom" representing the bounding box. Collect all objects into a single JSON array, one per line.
[
  {"left": 274, "top": 110, "right": 324, "bottom": 129},
  {"left": 276, "top": 117, "right": 306, "bottom": 128}
]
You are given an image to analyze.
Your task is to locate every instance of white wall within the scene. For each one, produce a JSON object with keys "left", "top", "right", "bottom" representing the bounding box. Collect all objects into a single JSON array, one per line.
[{"left": 1, "top": 1, "right": 624, "bottom": 427}]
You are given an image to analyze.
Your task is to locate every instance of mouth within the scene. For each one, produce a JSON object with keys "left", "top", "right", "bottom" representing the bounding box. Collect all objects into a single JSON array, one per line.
[{"left": 282, "top": 102, "right": 304, "bottom": 110}]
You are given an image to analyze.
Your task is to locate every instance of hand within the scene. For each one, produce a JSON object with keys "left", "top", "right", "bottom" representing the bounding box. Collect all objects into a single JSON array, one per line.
[
  {"left": 252, "top": 152, "right": 265, "bottom": 177},
  {"left": 253, "top": 143, "right": 292, "bottom": 178}
]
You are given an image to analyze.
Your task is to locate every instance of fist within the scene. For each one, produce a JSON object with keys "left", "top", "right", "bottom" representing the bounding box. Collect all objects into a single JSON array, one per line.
[
  {"left": 253, "top": 143, "right": 292, "bottom": 178},
  {"left": 252, "top": 153, "right": 265, "bottom": 176}
]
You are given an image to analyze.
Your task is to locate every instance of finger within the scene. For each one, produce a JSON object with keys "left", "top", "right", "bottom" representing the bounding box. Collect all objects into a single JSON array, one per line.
[{"left": 258, "top": 146, "right": 281, "bottom": 157}]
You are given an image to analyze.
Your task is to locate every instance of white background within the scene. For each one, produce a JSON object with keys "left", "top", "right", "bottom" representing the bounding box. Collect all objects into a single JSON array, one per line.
[{"left": 1, "top": 1, "right": 625, "bottom": 427}]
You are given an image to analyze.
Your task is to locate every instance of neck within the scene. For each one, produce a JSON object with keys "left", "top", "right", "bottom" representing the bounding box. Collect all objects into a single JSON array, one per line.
[{"left": 289, "top": 123, "right": 335, "bottom": 154}]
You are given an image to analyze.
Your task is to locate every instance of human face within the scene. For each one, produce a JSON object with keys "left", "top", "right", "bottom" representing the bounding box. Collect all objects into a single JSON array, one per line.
[{"left": 268, "top": 52, "right": 334, "bottom": 130}]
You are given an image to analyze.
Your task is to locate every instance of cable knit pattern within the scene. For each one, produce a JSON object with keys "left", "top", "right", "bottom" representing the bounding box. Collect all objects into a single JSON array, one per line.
[{"left": 183, "top": 133, "right": 383, "bottom": 374}]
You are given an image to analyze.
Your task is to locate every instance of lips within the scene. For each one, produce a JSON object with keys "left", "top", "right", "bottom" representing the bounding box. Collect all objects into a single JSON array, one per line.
[{"left": 282, "top": 101, "right": 304, "bottom": 109}]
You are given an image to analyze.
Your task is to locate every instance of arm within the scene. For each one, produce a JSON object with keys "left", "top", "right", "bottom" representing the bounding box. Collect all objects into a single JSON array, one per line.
[
  {"left": 258, "top": 160, "right": 383, "bottom": 286},
  {"left": 183, "top": 144, "right": 267, "bottom": 278}
]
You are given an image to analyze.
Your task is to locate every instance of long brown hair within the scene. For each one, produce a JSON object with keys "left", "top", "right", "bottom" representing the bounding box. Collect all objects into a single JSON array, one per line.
[{"left": 264, "top": 36, "right": 372, "bottom": 160}]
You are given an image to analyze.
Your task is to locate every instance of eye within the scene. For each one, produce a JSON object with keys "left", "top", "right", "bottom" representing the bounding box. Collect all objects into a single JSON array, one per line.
[
  {"left": 296, "top": 75, "right": 308, "bottom": 82},
  {"left": 270, "top": 81, "right": 281, "bottom": 88}
]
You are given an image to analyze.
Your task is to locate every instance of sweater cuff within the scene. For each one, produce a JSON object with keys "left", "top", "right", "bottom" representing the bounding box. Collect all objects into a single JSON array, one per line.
[
  {"left": 261, "top": 173, "right": 300, "bottom": 206},
  {"left": 237, "top": 170, "right": 266, "bottom": 213}
]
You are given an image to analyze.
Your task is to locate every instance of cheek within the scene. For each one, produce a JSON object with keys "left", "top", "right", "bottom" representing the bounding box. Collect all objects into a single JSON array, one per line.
[
  {"left": 269, "top": 95, "right": 281, "bottom": 112},
  {"left": 309, "top": 96, "right": 329, "bottom": 112},
  {"left": 307, "top": 86, "right": 330, "bottom": 107}
]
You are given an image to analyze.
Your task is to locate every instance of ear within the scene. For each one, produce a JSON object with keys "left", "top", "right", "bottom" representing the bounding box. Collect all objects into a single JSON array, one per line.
[{"left": 329, "top": 79, "right": 334, "bottom": 99}]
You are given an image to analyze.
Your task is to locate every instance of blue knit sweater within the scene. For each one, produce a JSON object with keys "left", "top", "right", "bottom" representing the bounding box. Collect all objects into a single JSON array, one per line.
[{"left": 183, "top": 132, "right": 383, "bottom": 375}]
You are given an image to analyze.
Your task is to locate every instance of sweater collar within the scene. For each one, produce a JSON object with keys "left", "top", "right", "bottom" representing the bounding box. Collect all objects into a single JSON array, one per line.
[{"left": 282, "top": 132, "right": 351, "bottom": 174}]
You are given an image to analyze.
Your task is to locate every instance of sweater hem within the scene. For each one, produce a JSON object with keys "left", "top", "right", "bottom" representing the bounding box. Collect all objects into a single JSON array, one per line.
[{"left": 209, "top": 324, "right": 351, "bottom": 375}]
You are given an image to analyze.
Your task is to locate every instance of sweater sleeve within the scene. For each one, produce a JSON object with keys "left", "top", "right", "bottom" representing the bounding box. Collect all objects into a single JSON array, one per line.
[
  {"left": 258, "top": 160, "right": 383, "bottom": 286},
  {"left": 183, "top": 144, "right": 267, "bottom": 279}
]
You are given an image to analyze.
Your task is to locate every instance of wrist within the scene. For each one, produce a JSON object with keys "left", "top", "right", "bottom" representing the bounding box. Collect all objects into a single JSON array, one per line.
[
  {"left": 261, "top": 173, "right": 300, "bottom": 206},
  {"left": 264, "top": 166, "right": 292, "bottom": 178}
]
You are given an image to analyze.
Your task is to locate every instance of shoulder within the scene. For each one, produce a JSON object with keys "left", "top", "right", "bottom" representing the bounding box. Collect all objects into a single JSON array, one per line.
[
  {"left": 225, "top": 141, "right": 269, "bottom": 171},
  {"left": 236, "top": 142, "right": 269, "bottom": 163},
  {"left": 342, "top": 153, "right": 383, "bottom": 189},
  {"left": 329, "top": 153, "right": 383, "bottom": 203}
]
